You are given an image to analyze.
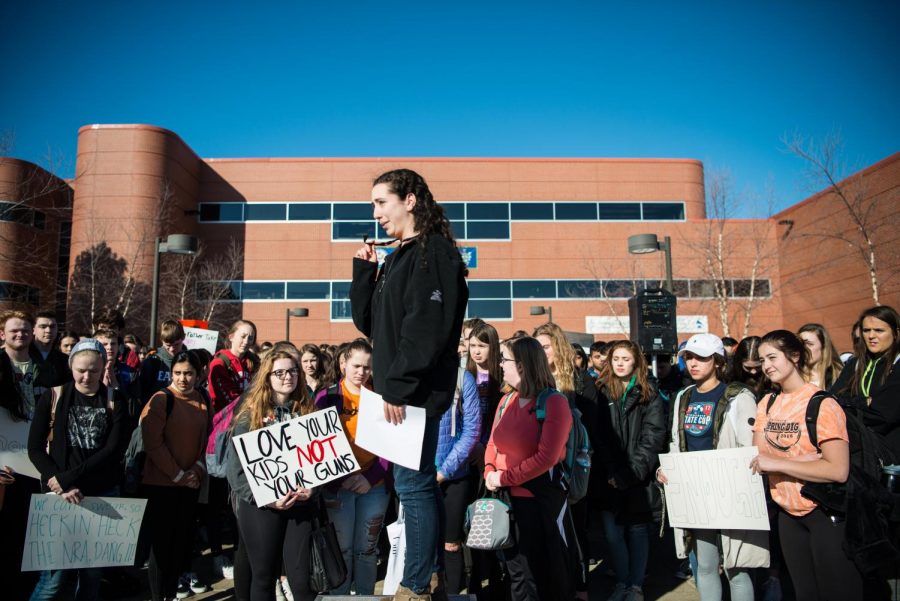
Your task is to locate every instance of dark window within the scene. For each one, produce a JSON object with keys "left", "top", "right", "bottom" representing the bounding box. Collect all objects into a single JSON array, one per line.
[
  {"left": 286, "top": 281, "right": 331, "bottom": 299},
  {"left": 467, "top": 202, "right": 509, "bottom": 220},
  {"left": 468, "top": 280, "right": 510, "bottom": 299},
  {"left": 288, "top": 203, "right": 331, "bottom": 220},
  {"left": 333, "top": 222, "right": 375, "bottom": 240},
  {"left": 603, "top": 280, "right": 641, "bottom": 298},
  {"left": 598, "top": 202, "right": 641, "bottom": 220},
  {"left": 244, "top": 203, "right": 286, "bottom": 221},
  {"left": 331, "top": 300, "right": 353, "bottom": 320},
  {"left": 0, "top": 282, "right": 39, "bottom": 305},
  {"left": 32, "top": 211, "right": 46, "bottom": 230},
  {"left": 376, "top": 222, "right": 389, "bottom": 239},
  {"left": 333, "top": 203, "right": 373, "bottom": 220},
  {"left": 448, "top": 221, "right": 465, "bottom": 239},
  {"left": 331, "top": 281, "right": 351, "bottom": 300},
  {"left": 555, "top": 202, "right": 598, "bottom": 220},
  {"left": 199, "top": 204, "right": 220, "bottom": 221},
  {"left": 0, "top": 203, "right": 34, "bottom": 226},
  {"left": 443, "top": 203, "right": 465, "bottom": 220},
  {"left": 691, "top": 280, "right": 718, "bottom": 298},
  {"left": 196, "top": 280, "right": 241, "bottom": 301},
  {"left": 464, "top": 221, "right": 509, "bottom": 239},
  {"left": 732, "top": 279, "right": 771, "bottom": 298},
  {"left": 512, "top": 280, "right": 556, "bottom": 298},
  {"left": 559, "top": 280, "right": 602, "bottom": 298},
  {"left": 511, "top": 203, "right": 554, "bottom": 220},
  {"left": 642, "top": 202, "right": 685, "bottom": 220},
  {"left": 672, "top": 279, "right": 690, "bottom": 297},
  {"left": 27, "top": 286, "right": 40, "bottom": 306},
  {"left": 200, "top": 203, "right": 244, "bottom": 222},
  {"left": 241, "top": 282, "right": 284, "bottom": 300},
  {"left": 467, "top": 299, "right": 512, "bottom": 319}
]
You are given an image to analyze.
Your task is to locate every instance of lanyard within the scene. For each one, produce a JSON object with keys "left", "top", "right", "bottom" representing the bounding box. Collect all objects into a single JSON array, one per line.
[{"left": 861, "top": 356, "right": 883, "bottom": 398}]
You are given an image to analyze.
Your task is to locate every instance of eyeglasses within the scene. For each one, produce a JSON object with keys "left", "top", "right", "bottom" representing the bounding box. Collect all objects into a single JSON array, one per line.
[
  {"left": 500, "top": 356, "right": 516, "bottom": 363},
  {"left": 271, "top": 368, "right": 300, "bottom": 380}
]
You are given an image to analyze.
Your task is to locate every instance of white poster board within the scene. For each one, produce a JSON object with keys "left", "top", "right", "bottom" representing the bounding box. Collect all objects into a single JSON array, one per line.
[
  {"left": 0, "top": 409, "right": 40, "bottom": 479},
  {"left": 183, "top": 327, "right": 219, "bottom": 356},
  {"left": 659, "top": 447, "right": 769, "bottom": 530},
  {"left": 21, "top": 495, "right": 147, "bottom": 570},
  {"left": 231, "top": 407, "right": 359, "bottom": 507},
  {"left": 355, "top": 387, "right": 426, "bottom": 471}
]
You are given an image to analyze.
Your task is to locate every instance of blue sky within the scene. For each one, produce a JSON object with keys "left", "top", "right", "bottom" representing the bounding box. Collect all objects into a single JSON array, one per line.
[{"left": 2, "top": 0, "right": 898, "bottom": 213}]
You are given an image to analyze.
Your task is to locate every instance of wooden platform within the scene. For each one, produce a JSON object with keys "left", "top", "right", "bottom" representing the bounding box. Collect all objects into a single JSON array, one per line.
[{"left": 315, "top": 596, "right": 476, "bottom": 600}]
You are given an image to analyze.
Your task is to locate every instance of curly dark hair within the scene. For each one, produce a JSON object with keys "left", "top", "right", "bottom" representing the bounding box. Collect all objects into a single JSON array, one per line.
[{"left": 373, "top": 169, "right": 459, "bottom": 269}]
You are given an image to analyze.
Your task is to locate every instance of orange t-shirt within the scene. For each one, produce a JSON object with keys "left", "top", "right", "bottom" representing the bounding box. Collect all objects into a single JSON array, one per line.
[
  {"left": 340, "top": 381, "right": 377, "bottom": 474},
  {"left": 754, "top": 382, "right": 848, "bottom": 516}
]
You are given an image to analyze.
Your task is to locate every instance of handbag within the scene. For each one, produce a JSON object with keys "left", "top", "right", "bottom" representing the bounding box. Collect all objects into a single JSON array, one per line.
[
  {"left": 464, "top": 486, "right": 515, "bottom": 551},
  {"left": 309, "top": 495, "right": 347, "bottom": 593}
]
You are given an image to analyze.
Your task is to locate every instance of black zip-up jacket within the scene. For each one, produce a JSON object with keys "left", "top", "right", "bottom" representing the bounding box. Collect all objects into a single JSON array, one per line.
[
  {"left": 351, "top": 234, "right": 468, "bottom": 417},
  {"left": 831, "top": 353, "right": 900, "bottom": 457}
]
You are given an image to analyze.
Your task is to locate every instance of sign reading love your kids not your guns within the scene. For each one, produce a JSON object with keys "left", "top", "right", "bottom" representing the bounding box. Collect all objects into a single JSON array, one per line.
[{"left": 232, "top": 407, "right": 359, "bottom": 506}]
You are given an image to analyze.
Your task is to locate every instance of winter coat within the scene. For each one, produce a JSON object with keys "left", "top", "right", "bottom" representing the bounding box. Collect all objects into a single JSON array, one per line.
[
  {"left": 29, "top": 344, "right": 72, "bottom": 388},
  {"left": 139, "top": 346, "right": 177, "bottom": 405},
  {"left": 668, "top": 382, "right": 770, "bottom": 569},
  {"left": 350, "top": 233, "right": 468, "bottom": 417},
  {"left": 831, "top": 353, "right": 900, "bottom": 458},
  {"left": 595, "top": 382, "right": 666, "bottom": 522},
  {"left": 436, "top": 369, "right": 481, "bottom": 481}
]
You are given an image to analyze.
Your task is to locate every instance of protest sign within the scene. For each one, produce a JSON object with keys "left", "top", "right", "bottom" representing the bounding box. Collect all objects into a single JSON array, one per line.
[
  {"left": 21, "top": 495, "right": 147, "bottom": 570},
  {"left": 183, "top": 326, "right": 219, "bottom": 356},
  {"left": 355, "top": 387, "right": 426, "bottom": 470},
  {"left": 0, "top": 408, "right": 40, "bottom": 479},
  {"left": 231, "top": 407, "right": 359, "bottom": 507},
  {"left": 659, "top": 447, "right": 769, "bottom": 530}
]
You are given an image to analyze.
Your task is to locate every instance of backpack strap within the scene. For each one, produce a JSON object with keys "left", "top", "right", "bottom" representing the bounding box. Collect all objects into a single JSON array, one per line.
[
  {"left": 214, "top": 351, "right": 239, "bottom": 380},
  {"left": 46, "top": 384, "right": 68, "bottom": 444},
  {"left": 163, "top": 388, "right": 176, "bottom": 418},
  {"left": 765, "top": 391, "right": 779, "bottom": 415},
  {"left": 804, "top": 391, "right": 833, "bottom": 452}
]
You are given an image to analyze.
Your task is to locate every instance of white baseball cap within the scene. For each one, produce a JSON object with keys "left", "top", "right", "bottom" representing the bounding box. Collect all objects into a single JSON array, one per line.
[{"left": 677, "top": 333, "right": 725, "bottom": 359}]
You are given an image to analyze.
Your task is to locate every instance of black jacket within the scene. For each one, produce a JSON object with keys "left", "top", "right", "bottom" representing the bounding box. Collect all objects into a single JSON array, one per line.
[
  {"left": 27, "top": 382, "right": 127, "bottom": 495},
  {"left": 596, "top": 382, "right": 666, "bottom": 518},
  {"left": 29, "top": 344, "right": 72, "bottom": 389},
  {"left": 351, "top": 234, "right": 468, "bottom": 417},
  {"left": 831, "top": 353, "right": 900, "bottom": 457}
]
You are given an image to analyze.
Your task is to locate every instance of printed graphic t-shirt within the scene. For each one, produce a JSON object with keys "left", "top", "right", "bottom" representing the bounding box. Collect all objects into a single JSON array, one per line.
[
  {"left": 754, "top": 382, "right": 848, "bottom": 516},
  {"left": 66, "top": 389, "right": 111, "bottom": 470},
  {"left": 685, "top": 382, "right": 725, "bottom": 452}
]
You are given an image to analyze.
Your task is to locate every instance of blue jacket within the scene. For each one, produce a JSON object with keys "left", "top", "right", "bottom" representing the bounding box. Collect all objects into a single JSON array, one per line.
[{"left": 436, "top": 369, "right": 481, "bottom": 481}]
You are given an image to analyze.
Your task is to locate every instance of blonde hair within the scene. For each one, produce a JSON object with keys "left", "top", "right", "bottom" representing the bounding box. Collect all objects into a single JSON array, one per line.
[
  {"left": 798, "top": 323, "right": 844, "bottom": 388},
  {"left": 532, "top": 322, "right": 575, "bottom": 394},
  {"left": 234, "top": 348, "right": 313, "bottom": 431}
]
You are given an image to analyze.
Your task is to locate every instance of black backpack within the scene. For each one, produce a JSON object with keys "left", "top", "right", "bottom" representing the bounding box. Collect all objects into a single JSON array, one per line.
[{"left": 766, "top": 390, "right": 900, "bottom": 573}]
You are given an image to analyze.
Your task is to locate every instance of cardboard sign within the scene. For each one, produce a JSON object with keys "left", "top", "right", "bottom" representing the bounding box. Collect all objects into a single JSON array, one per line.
[
  {"left": 660, "top": 447, "right": 769, "bottom": 531},
  {"left": 21, "top": 495, "right": 147, "bottom": 570},
  {"left": 0, "top": 409, "right": 40, "bottom": 479},
  {"left": 231, "top": 407, "right": 359, "bottom": 506},
  {"left": 183, "top": 326, "right": 219, "bottom": 356}
]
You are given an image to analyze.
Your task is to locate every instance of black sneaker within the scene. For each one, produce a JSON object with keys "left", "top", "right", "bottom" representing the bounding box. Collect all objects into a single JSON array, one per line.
[
  {"left": 189, "top": 573, "right": 210, "bottom": 594},
  {"left": 175, "top": 576, "right": 192, "bottom": 599}
]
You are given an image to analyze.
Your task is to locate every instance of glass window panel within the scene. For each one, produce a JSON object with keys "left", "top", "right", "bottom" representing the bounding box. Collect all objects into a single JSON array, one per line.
[
  {"left": 603, "top": 280, "right": 641, "bottom": 298},
  {"left": 288, "top": 203, "right": 331, "bottom": 220},
  {"left": 732, "top": 279, "right": 770, "bottom": 297},
  {"left": 448, "top": 221, "right": 465, "bottom": 240},
  {"left": 468, "top": 280, "right": 510, "bottom": 299},
  {"left": 244, "top": 203, "right": 286, "bottom": 221},
  {"left": 443, "top": 203, "right": 465, "bottom": 220},
  {"left": 598, "top": 202, "right": 641, "bottom": 220},
  {"left": 241, "top": 282, "right": 284, "bottom": 300},
  {"left": 32, "top": 211, "right": 46, "bottom": 230},
  {"left": 467, "top": 299, "right": 512, "bottom": 319},
  {"left": 466, "top": 202, "right": 509, "bottom": 220},
  {"left": 195, "top": 281, "right": 240, "bottom": 301},
  {"left": 511, "top": 202, "right": 554, "bottom": 220},
  {"left": 27, "top": 286, "right": 40, "bottom": 306},
  {"left": 331, "top": 281, "right": 351, "bottom": 300},
  {"left": 333, "top": 203, "right": 373, "bottom": 220},
  {"left": 555, "top": 202, "right": 597, "bottom": 220},
  {"left": 199, "top": 204, "right": 221, "bottom": 221},
  {"left": 672, "top": 279, "right": 690, "bottom": 297},
  {"left": 464, "top": 221, "right": 509, "bottom": 239},
  {"left": 376, "top": 223, "right": 389, "bottom": 239},
  {"left": 757, "top": 279, "right": 771, "bottom": 297},
  {"left": 512, "top": 280, "right": 557, "bottom": 298},
  {"left": 559, "top": 280, "right": 602, "bottom": 298},
  {"left": 690, "top": 280, "right": 717, "bottom": 298},
  {"left": 201, "top": 203, "right": 244, "bottom": 222},
  {"left": 286, "top": 281, "right": 331, "bottom": 299},
  {"left": 331, "top": 300, "right": 353, "bottom": 320},
  {"left": 333, "top": 221, "right": 375, "bottom": 240},
  {"left": 642, "top": 202, "right": 685, "bottom": 220}
]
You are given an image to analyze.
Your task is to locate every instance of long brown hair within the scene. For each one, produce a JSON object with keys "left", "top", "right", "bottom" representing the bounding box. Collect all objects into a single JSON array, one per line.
[
  {"left": 234, "top": 348, "right": 313, "bottom": 431},
  {"left": 600, "top": 340, "right": 652, "bottom": 404},
  {"left": 532, "top": 322, "right": 575, "bottom": 394},
  {"left": 466, "top": 323, "right": 502, "bottom": 391},
  {"left": 848, "top": 305, "right": 900, "bottom": 393},
  {"left": 798, "top": 323, "right": 843, "bottom": 388},
  {"left": 505, "top": 336, "right": 556, "bottom": 400}
]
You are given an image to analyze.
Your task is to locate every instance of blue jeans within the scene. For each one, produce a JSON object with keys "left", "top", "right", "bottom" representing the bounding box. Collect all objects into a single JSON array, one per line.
[
  {"left": 392, "top": 416, "right": 445, "bottom": 594},
  {"left": 325, "top": 483, "right": 390, "bottom": 595},
  {"left": 600, "top": 511, "right": 649, "bottom": 588},
  {"left": 30, "top": 568, "right": 103, "bottom": 601}
]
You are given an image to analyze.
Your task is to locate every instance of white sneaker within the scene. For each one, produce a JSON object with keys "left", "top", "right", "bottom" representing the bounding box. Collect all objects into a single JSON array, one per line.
[
  {"left": 280, "top": 578, "right": 294, "bottom": 601},
  {"left": 214, "top": 555, "right": 234, "bottom": 580},
  {"left": 275, "top": 579, "right": 286, "bottom": 601},
  {"left": 607, "top": 583, "right": 628, "bottom": 601},
  {"left": 188, "top": 573, "right": 209, "bottom": 594}
]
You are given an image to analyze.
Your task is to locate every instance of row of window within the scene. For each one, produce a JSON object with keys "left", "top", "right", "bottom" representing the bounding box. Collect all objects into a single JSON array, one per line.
[
  {"left": 0, "top": 201, "right": 46, "bottom": 230},
  {"left": 0, "top": 281, "right": 40, "bottom": 306},
  {"left": 198, "top": 201, "right": 686, "bottom": 240},
  {"left": 203, "top": 277, "right": 770, "bottom": 320}
]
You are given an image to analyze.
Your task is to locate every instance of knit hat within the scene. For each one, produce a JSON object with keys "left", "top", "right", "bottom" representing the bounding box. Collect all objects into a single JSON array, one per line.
[{"left": 68, "top": 338, "right": 108, "bottom": 368}]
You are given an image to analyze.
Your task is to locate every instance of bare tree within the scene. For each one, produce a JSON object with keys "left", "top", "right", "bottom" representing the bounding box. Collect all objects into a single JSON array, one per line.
[{"left": 785, "top": 132, "right": 898, "bottom": 305}]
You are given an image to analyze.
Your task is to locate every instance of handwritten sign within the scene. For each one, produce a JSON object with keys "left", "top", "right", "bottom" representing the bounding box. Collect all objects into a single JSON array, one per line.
[
  {"left": 659, "top": 447, "right": 769, "bottom": 530},
  {"left": 232, "top": 407, "right": 359, "bottom": 507},
  {"left": 0, "top": 408, "right": 40, "bottom": 479},
  {"left": 21, "top": 495, "right": 147, "bottom": 570},
  {"left": 183, "top": 326, "right": 219, "bottom": 356}
]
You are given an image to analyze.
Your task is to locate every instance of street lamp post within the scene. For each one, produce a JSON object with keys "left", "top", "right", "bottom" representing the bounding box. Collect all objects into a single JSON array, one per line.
[
  {"left": 529, "top": 305, "right": 553, "bottom": 323},
  {"left": 627, "top": 233, "right": 674, "bottom": 293},
  {"left": 285, "top": 307, "right": 309, "bottom": 342},
  {"left": 149, "top": 234, "right": 199, "bottom": 348}
]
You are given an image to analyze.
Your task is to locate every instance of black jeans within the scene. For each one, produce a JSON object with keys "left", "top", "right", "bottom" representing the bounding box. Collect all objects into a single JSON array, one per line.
[
  {"left": 140, "top": 485, "right": 199, "bottom": 601},
  {"left": 441, "top": 476, "right": 471, "bottom": 593},
  {"left": 236, "top": 498, "right": 315, "bottom": 601},
  {"left": 779, "top": 508, "right": 863, "bottom": 600}
]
